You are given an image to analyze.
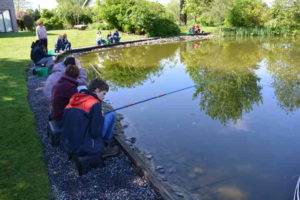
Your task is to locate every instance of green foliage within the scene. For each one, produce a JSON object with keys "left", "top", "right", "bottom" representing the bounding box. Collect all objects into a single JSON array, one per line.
[
  {"left": 25, "top": 9, "right": 41, "bottom": 21},
  {"left": 97, "top": 0, "right": 180, "bottom": 36},
  {"left": 265, "top": 0, "right": 300, "bottom": 34},
  {"left": 40, "top": 9, "right": 63, "bottom": 30},
  {"left": 166, "top": 0, "right": 180, "bottom": 23},
  {"left": 56, "top": 0, "right": 93, "bottom": 26},
  {"left": 225, "top": 0, "right": 268, "bottom": 27},
  {"left": 23, "top": 15, "right": 34, "bottom": 31}
]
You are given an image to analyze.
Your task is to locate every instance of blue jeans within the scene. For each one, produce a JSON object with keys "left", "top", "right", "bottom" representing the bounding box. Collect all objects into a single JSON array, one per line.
[{"left": 102, "top": 112, "right": 116, "bottom": 143}]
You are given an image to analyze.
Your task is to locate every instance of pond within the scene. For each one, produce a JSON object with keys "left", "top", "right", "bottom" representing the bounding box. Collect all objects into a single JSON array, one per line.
[{"left": 77, "top": 37, "right": 300, "bottom": 200}]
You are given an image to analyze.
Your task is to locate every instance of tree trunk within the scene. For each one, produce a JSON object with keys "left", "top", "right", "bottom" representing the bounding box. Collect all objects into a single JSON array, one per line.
[{"left": 180, "top": 0, "right": 187, "bottom": 25}]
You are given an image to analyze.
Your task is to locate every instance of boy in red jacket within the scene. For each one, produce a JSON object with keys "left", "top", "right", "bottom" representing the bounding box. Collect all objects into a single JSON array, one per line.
[{"left": 60, "top": 78, "right": 119, "bottom": 157}]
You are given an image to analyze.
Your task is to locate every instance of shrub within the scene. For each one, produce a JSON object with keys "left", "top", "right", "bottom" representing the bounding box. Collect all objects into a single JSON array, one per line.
[
  {"left": 225, "top": 0, "right": 268, "bottom": 28},
  {"left": 40, "top": 9, "right": 64, "bottom": 29},
  {"left": 98, "top": 0, "right": 180, "bottom": 37},
  {"left": 23, "top": 15, "right": 35, "bottom": 31}
]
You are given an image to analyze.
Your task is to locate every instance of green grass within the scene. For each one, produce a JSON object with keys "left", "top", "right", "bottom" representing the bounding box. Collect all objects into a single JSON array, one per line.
[
  {"left": 179, "top": 25, "right": 219, "bottom": 35},
  {"left": 0, "top": 29, "right": 144, "bottom": 200}
]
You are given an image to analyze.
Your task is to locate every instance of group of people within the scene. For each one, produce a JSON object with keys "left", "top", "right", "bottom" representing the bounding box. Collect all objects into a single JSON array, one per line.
[
  {"left": 44, "top": 57, "right": 119, "bottom": 158},
  {"left": 31, "top": 20, "right": 54, "bottom": 69},
  {"left": 97, "top": 29, "right": 121, "bottom": 45},
  {"left": 55, "top": 33, "right": 72, "bottom": 53},
  {"left": 189, "top": 25, "right": 203, "bottom": 34},
  {"left": 32, "top": 20, "right": 121, "bottom": 159}
]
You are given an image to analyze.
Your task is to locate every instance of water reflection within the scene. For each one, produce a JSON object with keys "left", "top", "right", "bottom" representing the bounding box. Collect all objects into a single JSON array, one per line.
[
  {"left": 263, "top": 38, "right": 300, "bottom": 113},
  {"left": 78, "top": 44, "right": 179, "bottom": 89},
  {"left": 180, "top": 40, "right": 263, "bottom": 124},
  {"left": 76, "top": 38, "right": 300, "bottom": 200}
]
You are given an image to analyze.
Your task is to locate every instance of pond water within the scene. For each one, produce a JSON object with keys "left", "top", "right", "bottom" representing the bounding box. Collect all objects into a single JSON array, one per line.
[{"left": 77, "top": 37, "right": 300, "bottom": 200}]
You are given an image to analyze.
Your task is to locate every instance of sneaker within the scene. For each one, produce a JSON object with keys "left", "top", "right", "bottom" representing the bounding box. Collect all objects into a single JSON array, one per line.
[{"left": 102, "top": 144, "right": 120, "bottom": 158}]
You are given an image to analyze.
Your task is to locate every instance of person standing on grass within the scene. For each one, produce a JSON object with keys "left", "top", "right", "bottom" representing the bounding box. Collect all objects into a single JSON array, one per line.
[
  {"left": 51, "top": 64, "right": 79, "bottom": 121},
  {"left": 36, "top": 20, "right": 48, "bottom": 52},
  {"left": 60, "top": 78, "right": 119, "bottom": 158}
]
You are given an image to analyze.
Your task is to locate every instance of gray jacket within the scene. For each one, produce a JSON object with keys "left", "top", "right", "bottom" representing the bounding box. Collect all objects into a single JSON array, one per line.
[{"left": 43, "top": 62, "right": 88, "bottom": 102}]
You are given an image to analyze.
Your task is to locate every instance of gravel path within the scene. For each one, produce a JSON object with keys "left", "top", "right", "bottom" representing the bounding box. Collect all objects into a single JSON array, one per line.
[{"left": 27, "top": 66, "right": 161, "bottom": 200}]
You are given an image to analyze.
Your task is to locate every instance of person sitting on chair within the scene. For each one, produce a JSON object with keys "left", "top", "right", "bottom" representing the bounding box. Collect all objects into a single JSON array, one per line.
[{"left": 60, "top": 78, "right": 119, "bottom": 158}]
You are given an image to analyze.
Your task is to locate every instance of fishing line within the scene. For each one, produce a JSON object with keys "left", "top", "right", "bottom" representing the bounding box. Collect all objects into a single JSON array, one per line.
[{"left": 105, "top": 71, "right": 248, "bottom": 114}]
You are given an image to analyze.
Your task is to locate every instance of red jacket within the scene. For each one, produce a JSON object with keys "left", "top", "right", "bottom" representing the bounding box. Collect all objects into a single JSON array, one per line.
[{"left": 60, "top": 90, "right": 105, "bottom": 155}]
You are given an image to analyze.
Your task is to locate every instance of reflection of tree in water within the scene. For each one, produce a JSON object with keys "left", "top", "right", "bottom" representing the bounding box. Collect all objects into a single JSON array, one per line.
[
  {"left": 180, "top": 39, "right": 263, "bottom": 124},
  {"left": 78, "top": 43, "right": 179, "bottom": 89},
  {"left": 263, "top": 38, "right": 300, "bottom": 113}
]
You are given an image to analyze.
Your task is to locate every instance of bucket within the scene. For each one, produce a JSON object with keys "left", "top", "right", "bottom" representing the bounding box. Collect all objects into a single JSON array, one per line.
[
  {"left": 36, "top": 67, "right": 49, "bottom": 77},
  {"left": 48, "top": 49, "right": 55, "bottom": 55}
]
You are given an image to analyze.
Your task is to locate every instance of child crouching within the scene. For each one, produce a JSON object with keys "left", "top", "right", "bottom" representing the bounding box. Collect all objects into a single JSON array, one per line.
[{"left": 60, "top": 78, "right": 119, "bottom": 158}]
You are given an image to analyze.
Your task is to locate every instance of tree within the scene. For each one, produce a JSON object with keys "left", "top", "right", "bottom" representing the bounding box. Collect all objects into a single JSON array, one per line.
[
  {"left": 56, "top": 0, "right": 92, "bottom": 26},
  {"left": 97, "top": 0, "right": 180, "bottom": 36},
  {"left": 180, "top": 0, "right": 187, "bottom": 25},
  {"left": 40, "top": 9, "right": 63, "bottom": 29},
  {"left": 166, "top": 0, "right": 181, "bottom": 23},
  {"left": 23, "top": 15, "right": 34, "bottom": 30},
  {"left": 14, "top": 0, "right": 31, "bottom": 12},
  {"left": 26, "top": 9, "right": 41, "bottom": 21},
  {"left": 265, "top": 0, "right": 300, "bottom": 33},
  {"left": 225, "top": 0, "right": 268, "bottom": 27}
]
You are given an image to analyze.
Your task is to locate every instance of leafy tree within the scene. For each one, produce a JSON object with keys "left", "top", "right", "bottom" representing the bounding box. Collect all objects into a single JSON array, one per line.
[
  {"left": 97, "top": 0, "right": 180, "bottom": 36},
  {"left": 39, "top": 9, "right": 63, "bottom": 30},
  {"left": 183, "top": 0, "right": 213, "bottom": 23},
  {"left": 23, "top": 15, "right": 34, "bottom": 30},
  {"left": 14, "top": 0, "right": 31, "bottom": 12},
  {"left": 56, "top": 0, "right": 92, "bottom": 26},
  {"left": 166, "top": 0, "right": 181, "bottom": 23},
  {"left": 225, "top": 0, "right": 268, "bottom": 27},
  {"left": 25, "top": 9, "right": 41, "bottom": 21},
  {"left": 265, "top": 0, "right": 300, "bottom": 33}
]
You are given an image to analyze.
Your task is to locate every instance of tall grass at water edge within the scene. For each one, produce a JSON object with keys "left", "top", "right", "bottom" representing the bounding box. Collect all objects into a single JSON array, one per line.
[{"left": 219, "top": 27, "right": 298, "bottom": 37}]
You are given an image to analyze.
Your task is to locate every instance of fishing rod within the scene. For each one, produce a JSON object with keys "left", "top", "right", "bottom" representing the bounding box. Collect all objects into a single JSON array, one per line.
[{"left": 105, "top": 71, "right": 247, "bottom": 114}]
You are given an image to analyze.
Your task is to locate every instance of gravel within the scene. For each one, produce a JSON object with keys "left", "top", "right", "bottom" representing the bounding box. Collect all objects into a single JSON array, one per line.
[{"left": 27, "top": 67, "right": 161, "bottom": 200}]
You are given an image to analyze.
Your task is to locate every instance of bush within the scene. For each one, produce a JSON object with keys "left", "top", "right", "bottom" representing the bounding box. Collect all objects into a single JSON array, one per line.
[
  {"left": 23, "top": 15, "right": 35, "bottom": 31},
  {"left": 98, "top": 0, "right": 180, "bottom": 37},
  {"left": 225, "top": 0, "right": 268, "bottom": 28},
  {"left": 40, "top": 9, "right": 64, "bottom": 30},
  {"left": 147, "top": 18, "right": 180, "bottom": 37},
  {"left": 90, "top": 22, "right": 113, "bottom": 30}
]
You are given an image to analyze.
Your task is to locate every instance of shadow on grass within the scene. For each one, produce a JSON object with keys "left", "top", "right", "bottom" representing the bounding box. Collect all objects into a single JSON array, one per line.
[
  {"left": 0, "top": 31, "right": 56, "bottom": 38},
  {"left": 0, "top": 58, "right": 49, "bottom": 200}
]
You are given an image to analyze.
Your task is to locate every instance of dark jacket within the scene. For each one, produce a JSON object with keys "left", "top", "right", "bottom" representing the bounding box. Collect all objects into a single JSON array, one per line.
[
  {"left": 55, "top": 38, "right": 64, "bottom": 51},
  {"left": 51, "top": 75, "right": 78, "bottom": 121},
  {"left": 60, "top": 90, "right": 105, "bottom": 155},
  {"left": 31, "top": 45, "right": 49, "bottom": 63}
]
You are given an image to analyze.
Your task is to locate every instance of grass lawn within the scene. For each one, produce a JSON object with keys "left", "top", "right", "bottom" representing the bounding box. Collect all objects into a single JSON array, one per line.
[{"left": 0, "top": 29, "right": 144, "bottom": 200}]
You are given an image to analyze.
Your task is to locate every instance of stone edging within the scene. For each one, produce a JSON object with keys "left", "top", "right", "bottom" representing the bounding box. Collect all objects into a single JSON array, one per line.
[{"left": 55, "top": 34, "right": 216, "bottom": 62}]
